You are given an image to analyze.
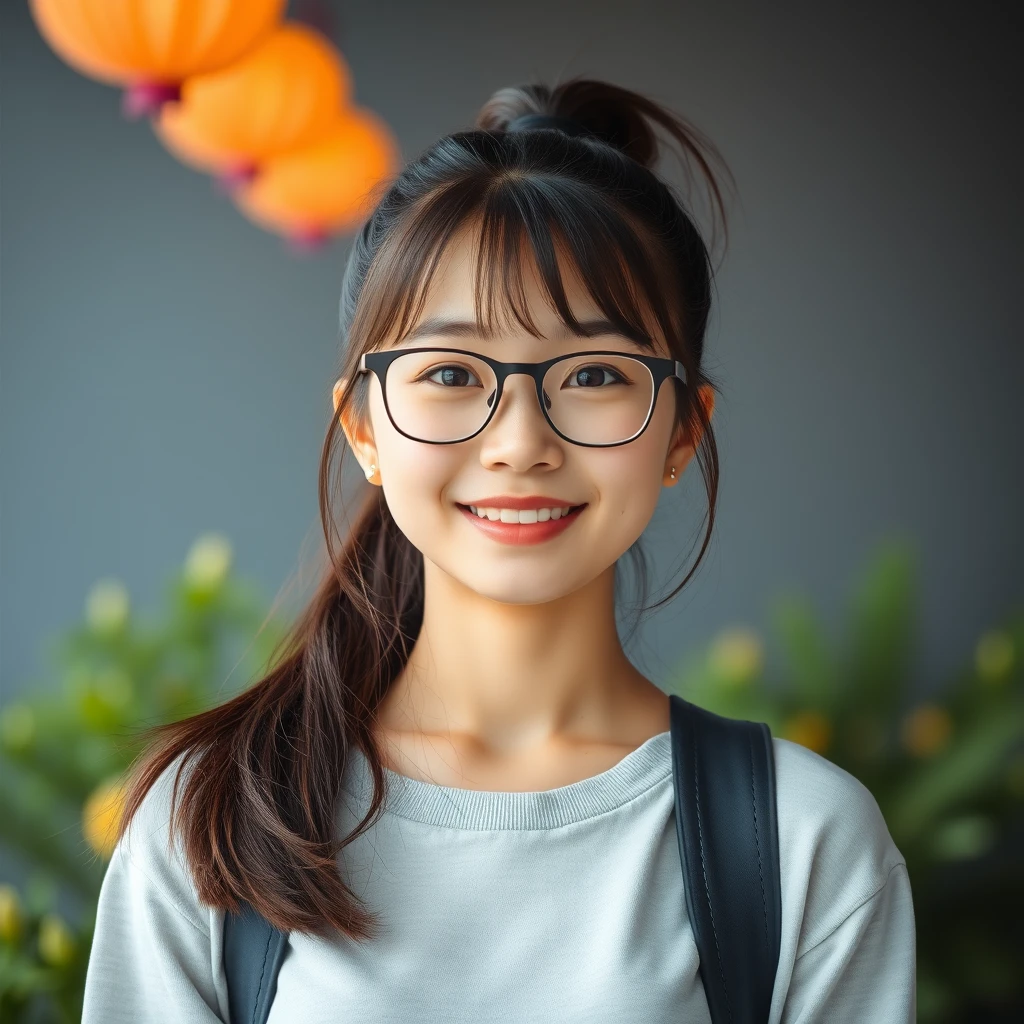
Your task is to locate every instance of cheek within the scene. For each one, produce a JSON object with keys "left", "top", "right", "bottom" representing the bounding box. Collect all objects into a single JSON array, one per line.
[
  {"left": 372, "top": 425, "right": 463, "bottom": 542},
  {"left": 606, "top": 381, "right": 682, "bottom": 505},
  {"left": 384, "top": 443, "right": 460, "bottom": 499},
  {"left": 591, "top": 441, "right": 664, "bottom": 521},
  {"left": 368, "top": 389, "right": 457, "bottom": 497}
]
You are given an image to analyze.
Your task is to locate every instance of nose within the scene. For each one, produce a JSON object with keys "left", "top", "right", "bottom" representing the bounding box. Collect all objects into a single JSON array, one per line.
[
  {"left": 487, "top": 371, "right": 549, "bottom": 428},
  {"left": 477, "top": 371, "right": 563, "bottom": 469}
]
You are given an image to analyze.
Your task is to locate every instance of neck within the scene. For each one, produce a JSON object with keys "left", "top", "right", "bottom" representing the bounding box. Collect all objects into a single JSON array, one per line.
[{"left": 376, "top": 562, "right": 657, "bottom": 754}]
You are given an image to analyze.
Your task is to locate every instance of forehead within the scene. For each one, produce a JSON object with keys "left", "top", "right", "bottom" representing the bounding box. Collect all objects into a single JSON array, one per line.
[
  {"left": 424, "top": 220, "right": 596, "bottom": 324},
  {"left": 395, "top": 217, "right": 663, "bottom": 351}
]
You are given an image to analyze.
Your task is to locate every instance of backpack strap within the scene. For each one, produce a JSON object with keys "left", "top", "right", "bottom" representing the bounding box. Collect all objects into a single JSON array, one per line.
[
  {"left": 223, "top": 898, "right": 288, "bottom": 1024},
  {"left": 669, "top": 693, "right": 782, "bottom": 1024},
  {"left": 223, "top": 697, "right": 782, "bottom": 1024}
]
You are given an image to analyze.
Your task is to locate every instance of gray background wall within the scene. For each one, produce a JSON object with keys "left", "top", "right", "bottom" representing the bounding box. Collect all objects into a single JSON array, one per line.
[{"left": 2, "top": 0, "right": 1021, "bottom": 706}]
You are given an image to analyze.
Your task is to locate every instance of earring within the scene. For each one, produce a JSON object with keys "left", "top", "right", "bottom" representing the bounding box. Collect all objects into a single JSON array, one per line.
[
  {"left": 669, "top": 466, "right": 677, "bottom": 480},
  {"left": 365, "top": 463, "right": 377, "bottom": 481}
]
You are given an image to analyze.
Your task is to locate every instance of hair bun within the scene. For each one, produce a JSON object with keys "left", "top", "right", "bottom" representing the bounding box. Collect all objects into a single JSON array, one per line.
[
  {"left": 505, "top": 112, "right": 596, "bottom": 138},
  {"left": 477, "top": 76, "right": 660, "bottom": 169}
]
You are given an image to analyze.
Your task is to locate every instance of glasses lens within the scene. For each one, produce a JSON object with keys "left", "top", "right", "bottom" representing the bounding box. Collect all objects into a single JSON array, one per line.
[
  {"left": 543, "top": 354, "right": 655, "bottom": 444},
  {"left": 384, "top": 350, "right": 498, "bottom": 442},
  {"left": 383, "top": 350, "right": 655, "bottom": 444}
]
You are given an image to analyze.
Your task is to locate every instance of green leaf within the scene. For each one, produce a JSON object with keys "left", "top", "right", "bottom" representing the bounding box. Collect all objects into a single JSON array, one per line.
[
  {"left": 841, "top": 539, "right": 917, "bottom": 718},
  {"left": 887, "top": 702, "right": 1024, "bottom": 842},
  {"left": 770, "top": 593, "right": 840, "bottom": 712}
]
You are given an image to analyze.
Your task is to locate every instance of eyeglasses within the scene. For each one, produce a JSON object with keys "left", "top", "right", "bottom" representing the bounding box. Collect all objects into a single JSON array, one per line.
[{"left": 356, "top": 347, "right": 687, "bottom": 447}]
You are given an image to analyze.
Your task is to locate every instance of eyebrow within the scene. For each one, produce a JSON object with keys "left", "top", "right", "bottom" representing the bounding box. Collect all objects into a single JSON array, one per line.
[{"left": 401, "top": 316, "right": 652, "bottom": 348}]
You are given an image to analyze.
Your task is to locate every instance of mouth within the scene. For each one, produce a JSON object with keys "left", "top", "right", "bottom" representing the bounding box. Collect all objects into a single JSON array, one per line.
[
  {"left": 454, "top": 501, "right": 589, "bottom": 520},
  {"left": 454, "top": 502, "right": 589, "bottom": 545}
]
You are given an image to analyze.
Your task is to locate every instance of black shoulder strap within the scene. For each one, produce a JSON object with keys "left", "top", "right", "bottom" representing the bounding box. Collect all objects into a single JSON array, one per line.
[
  {"left": 223, "top": 899, "right": 288, "bottom": 1024},
  {"left": 669, "top": 693, "right": 782, "bottom": 1024},
  {"left": 224, "top": 697, "right": 782, "bottom": 1024}
]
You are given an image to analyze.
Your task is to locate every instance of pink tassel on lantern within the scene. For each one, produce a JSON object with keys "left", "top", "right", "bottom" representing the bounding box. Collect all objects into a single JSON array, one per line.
[{"left": 122, "top": 80, "right": 182, "bottom": 120}]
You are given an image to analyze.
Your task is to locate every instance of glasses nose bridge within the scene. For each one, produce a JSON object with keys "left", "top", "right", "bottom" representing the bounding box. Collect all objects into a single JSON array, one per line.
[{"left": 490, "top": 362, "right": 546, "bottom": 422}]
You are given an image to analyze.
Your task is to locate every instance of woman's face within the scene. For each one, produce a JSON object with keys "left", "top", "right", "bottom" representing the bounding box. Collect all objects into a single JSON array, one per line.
[{"left": 336, "top": 224, "right": 712, "bottom": 607}]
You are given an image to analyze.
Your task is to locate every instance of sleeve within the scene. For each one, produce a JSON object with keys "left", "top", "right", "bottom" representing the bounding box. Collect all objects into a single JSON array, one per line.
[
  {"left": 81, "top": 758, "right": 229, "bottom": 1024},
  {"left": 779, "top": 860, "right": 917, "bottom": 1024}
]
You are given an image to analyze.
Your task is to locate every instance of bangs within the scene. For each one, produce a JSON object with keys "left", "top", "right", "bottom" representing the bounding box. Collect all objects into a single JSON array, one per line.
[{"left": 345, "top": 170, "right": 683, "bottom": 364}]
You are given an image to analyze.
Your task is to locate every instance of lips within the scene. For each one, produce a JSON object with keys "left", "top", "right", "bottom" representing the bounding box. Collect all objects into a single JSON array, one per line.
[
  {"left": 456, "top": 502, "right": 588, "bottom": 545},
  {"left": 455, "top": 502, "right": 587, "bottom": 517},
  {"left": 457, "top": 495, "right": 583, "bottom": 510}
]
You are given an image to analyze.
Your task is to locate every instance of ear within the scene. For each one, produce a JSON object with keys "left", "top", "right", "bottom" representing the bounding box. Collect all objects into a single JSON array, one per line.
[
  {"left": 664, "top": 384, "right": 715, "bottom": 486},
  {"left": 333, "top": 377, "right": 379, "bottom": 479}
]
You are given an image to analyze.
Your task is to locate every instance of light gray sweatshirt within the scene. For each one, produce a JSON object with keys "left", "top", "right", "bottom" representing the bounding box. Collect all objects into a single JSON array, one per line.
[{"left": 81, "top": 730, "right": 916, "bottom": 1022}]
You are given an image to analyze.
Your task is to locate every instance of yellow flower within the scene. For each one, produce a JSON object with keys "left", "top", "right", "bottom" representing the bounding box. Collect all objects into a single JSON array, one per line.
[
  {"left": 901, "top": 703, "right": 953, "bottom": 757},
  {"left": 85, "top": 578, "right": 130, "bottom": 634},
  {"left": 83, "top": 776, "right": 128, "bottom": 858},
  {"left": 708, "top": 628, "right": 764, "bottom": 688},
  {"left": 782, "top": 711, "right": 832, "bottom": 754},
  {"left": 184, "top": 533, "right": 233, "bottom": 593},
  {"left": 975, "top": 630, "right": 1014, "bottom": 685},
  {"left": 38, "top": 913, "right": 75, "bottom": 966},
  {"left": 0, "top": 884, "right": 23, "bottom": 943}
]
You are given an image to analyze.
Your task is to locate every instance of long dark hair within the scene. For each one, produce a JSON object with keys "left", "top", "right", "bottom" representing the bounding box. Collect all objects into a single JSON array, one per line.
[{"left": 114, "top": 76, "right": 735, "bottom": 940}]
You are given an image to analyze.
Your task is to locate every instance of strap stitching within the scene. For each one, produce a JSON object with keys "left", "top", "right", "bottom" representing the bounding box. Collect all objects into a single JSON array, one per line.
[
  {"left": 749, "top": 731, "right": 771, "bottom": 951},
  {"left": 693, "top": 736, "right": 733, "bottom": 1023}
]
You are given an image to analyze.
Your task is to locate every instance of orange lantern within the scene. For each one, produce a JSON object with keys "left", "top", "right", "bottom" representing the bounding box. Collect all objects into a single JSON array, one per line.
[
  {"left": 29, "top": 0, "right": 285, "bottom": 117},
  {"left": 155, "top": 23, "right": 352, "bottom": 189},
  {"left": 234, "top": 108, "right": 401, "bottom": 249}
]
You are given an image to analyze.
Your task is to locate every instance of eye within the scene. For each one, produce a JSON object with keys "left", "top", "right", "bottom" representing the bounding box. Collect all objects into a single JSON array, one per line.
[
  {"left": 563, "top": 363, "right": 629, "bottom": 388},
  {"left": 417, "top": 364, "right": 482, "bottom": 388}
]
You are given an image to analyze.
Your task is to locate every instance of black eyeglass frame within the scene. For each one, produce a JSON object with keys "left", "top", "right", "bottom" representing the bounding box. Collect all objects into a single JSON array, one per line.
[{"left": 357, "top": 347, "right": 688, "bottom": 448}]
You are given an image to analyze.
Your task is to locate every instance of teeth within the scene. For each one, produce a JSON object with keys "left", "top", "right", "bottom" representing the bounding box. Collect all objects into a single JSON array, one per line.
[{"left": 468, "top": 505, "right": 575, "bottom": 523}]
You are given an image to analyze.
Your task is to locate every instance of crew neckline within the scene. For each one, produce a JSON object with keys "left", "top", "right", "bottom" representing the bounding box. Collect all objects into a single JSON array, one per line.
[{"left": 341, "top": 730, "right": 673, "bottom": 831}]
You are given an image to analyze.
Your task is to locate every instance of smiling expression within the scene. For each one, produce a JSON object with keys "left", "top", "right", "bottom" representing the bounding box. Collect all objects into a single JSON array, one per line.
[{"left": 336, "top": 218, "right": 709, "bottom": 607}]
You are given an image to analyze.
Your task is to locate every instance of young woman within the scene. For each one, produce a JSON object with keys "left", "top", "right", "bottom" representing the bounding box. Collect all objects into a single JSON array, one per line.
[{"left": 82, "top": 76, "right": 916, "bottom": 1023}]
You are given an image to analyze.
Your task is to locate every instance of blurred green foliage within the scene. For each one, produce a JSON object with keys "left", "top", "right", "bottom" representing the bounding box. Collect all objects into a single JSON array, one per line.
[
  {"left": 0, "top": 533, "right": 286, "bottom": 1023},
  {"left": 1, "top": 534, "right": 1021, "bottom": 1022},
  {"left": 670, "top": 538, "right": 1024, "bottom": 1022}
]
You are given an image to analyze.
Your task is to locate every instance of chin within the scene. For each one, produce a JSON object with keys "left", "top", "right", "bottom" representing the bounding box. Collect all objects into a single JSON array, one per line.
[{"left": 458, "top": 567, "right": 586, "bottom": 607}]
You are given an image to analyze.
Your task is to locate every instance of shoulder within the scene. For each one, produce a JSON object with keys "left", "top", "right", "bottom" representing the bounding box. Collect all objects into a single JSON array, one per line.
[
  {"left": 115, "top": 750, "right": 213, "bottom": 936},
  {"left": 771, "top": 737, "right": 907, "bottom": 957}
]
